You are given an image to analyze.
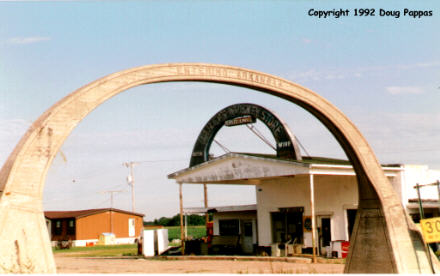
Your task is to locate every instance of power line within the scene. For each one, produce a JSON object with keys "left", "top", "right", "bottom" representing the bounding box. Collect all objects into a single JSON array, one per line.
[
  {"left": 100, "top": 190, "right": 123, "bottom": 208},
  {"left": 69, "top": 165, "right": 122, "bottom": 183},
  {"left": 67, "top": 159, "right": 188, "bottom": 184},
  {"left": 126, "top": 158, "right": 187, "bottom": 164},
  {"left": 106, "top": 183, "right": 129, "bottom": 192},
  {"left": 378, "top": 148, "right": 440, "bottom": 154},
  {"left": 91, "top": 197, "right": 111, "bottom": 209}
]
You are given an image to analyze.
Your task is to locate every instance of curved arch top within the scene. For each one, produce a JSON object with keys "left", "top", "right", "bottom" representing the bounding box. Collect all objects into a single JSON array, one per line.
[
  {"left": 189, "top": 103, "right": 302, "bottom": 167},
  {"left": 0, "top": 63, "right": 434, "bottom": 273},
  {"left": 0, "top": 63, "right": 384, "bottom": 195}
]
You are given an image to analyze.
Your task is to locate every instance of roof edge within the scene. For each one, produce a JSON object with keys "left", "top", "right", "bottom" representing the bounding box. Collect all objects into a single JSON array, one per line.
[{"left": 44, "top": 208, "right": 145, "bottom": 219}]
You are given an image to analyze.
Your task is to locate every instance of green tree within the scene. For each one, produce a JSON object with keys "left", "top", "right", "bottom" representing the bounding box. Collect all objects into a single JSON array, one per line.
[{"left": 147, "top": 214, "right": 206, "bottom": 226}]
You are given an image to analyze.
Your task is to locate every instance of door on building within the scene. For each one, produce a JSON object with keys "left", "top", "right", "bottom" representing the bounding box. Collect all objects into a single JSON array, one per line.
[
  {"left": 128, "top": 218, "right": 135, "bottom": 237},
  {"left": 319, "top": 217, "right": 331, "bottom": 255},
  {"left": 242, "top": 220, "right": 254, "bottom": 254}
]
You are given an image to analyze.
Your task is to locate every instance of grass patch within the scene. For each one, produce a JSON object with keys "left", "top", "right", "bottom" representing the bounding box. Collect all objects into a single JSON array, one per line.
[
  {"left": 165, "top": 225, "right": 206, "bottom": 240},
  {"left": 53, "top": 244, "right": 137, "bottom": 257}
]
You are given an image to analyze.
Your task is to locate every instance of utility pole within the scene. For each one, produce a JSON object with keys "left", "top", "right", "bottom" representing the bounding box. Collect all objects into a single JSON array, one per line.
[
  {"left": 415, "top": 183, "right": 425, "bottom": 219},
  {"left": 102, "top": 190, "right": 122, "bottom": 233},
  {"left": 101, "top": 190, "right": 123, "bottom": 208},
  {"left": 123, "top": 161, "right": 138, "bottom": 212},
  {"left": 413, "top": 180, "right": 440, "bottom": 220},
  {"left": 412, "top": 181, "right": 439, "bottom": 272}
]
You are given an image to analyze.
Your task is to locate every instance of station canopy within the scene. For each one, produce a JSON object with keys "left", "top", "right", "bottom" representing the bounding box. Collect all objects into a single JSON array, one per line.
[{"left": 168, "top": 152, "right": 401, "bottom": 185}]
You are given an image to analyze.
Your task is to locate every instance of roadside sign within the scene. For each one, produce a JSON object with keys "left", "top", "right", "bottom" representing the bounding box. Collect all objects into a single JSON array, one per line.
[{"left": 420, "top": 217, "right": 440, "bottom": 243}]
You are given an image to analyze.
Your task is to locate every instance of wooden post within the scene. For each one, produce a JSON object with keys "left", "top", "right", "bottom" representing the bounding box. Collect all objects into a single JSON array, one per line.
[
  {"left": 110, "top": 210, "right": 113, "bottom": 234},
  {"left": 204, "top": 184, "right": 209, "bottom": 225},
  {"left": 179, "top": 182, "right": 185, "bottom": 255},
  {"left": 414, "top": 183, "right": 434, "bottom": 271},
  {"left": 129, "top": 163, "right": 136, "bottom": 213},
  {"left": 437, "top": 180, "right": 440, "bottom": 211},
  {"left": 185, "top": 214, "right": 188, "bottom": 240},
  {"left": 415, "top": 183, "right": 425, "bottom": 219},
  {"left": 310, "top": 174, "right": 317, "bottom": 263}
]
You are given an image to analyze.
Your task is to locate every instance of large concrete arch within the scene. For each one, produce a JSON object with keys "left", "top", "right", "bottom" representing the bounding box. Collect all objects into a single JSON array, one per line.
[{"left": 0, "top": 63, "right": 435, "bottom": 273}]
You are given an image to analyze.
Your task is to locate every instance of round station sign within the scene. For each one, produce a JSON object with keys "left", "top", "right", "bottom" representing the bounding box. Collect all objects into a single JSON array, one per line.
[{"left": 189, "top": 103, "right": 302, "bottom": 167}]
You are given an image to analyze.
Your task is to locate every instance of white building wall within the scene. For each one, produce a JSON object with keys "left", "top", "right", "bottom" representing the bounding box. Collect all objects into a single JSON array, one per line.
[
  {"left": 387, "top": 168, "right": 404, "bottom": 201},
  {"left": 72, "top": 239, "right": 99, "bottom": 247},
  {"left": 256, "top": 174, "right": 359, "bottom": 247},
  {"left": 72, "top": 237, "right": 137, "bottom": 247},
  {"left": 401, "top": 165, "right": 440, "bottom": 204}
]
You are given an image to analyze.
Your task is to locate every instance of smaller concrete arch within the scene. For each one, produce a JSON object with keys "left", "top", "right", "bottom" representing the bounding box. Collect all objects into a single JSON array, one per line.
[{"left": 189, "top": 103, "right": 302, "bottom": 166}]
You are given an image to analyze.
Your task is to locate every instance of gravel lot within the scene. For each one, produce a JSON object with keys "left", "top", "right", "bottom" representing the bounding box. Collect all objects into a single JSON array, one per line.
[{"left": 55, "top": 256, "right": 345, "bottom": 274}]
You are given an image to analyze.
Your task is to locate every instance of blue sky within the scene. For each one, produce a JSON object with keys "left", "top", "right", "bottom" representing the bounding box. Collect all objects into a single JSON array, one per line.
[{"left": 0, "top": 1, "right": 439, "bottom": 220}]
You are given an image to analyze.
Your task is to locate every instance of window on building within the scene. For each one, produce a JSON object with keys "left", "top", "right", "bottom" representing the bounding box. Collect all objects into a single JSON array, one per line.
[
  {"left": 67, "top": 219, "right": 75, "bottom": 235},
  {"left": 219, "top": 219, "right": 240, "bottom": 236},
  {"left": 53, "top": 220, "right": 62, "bottom": 236},
  {"left": 271, "top": 208, "right": 303, "bottom": 244},
  {"left": 243, "top": 222, "right": 253, "bottom": 237}
]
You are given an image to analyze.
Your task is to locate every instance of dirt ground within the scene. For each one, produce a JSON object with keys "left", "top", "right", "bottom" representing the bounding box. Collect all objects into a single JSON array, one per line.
[{"left": 55, "top": 256, "right": 345, "bottom": 274}]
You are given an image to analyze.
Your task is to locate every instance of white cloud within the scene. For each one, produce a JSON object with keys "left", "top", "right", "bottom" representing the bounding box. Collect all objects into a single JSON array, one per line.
[
  {"left": 6, "top": 36, "right": 51, "bottom": 45},
  {"left": 0, "top": 118, "right": 30, "bottom": 138},
  {"left": 386, "top": 86, "right": 424, "bottom": 95},
  {"left": 0, "top": 119, "right": 31, "bottom": 166},
  {"left": 353, "top": 112, "right": 440, "bottom": 168},
  {"left": 287, "top": 68, "right": 351, "bottom": 82},
  {"left": 286, "top": 61, "right": 440, "bottom": 83},
  {"left": 395, "top": 62, "right": 440, "bottom": 70},
  {"left": 302, "top": 38, "right": 312, "bottom": 44}
]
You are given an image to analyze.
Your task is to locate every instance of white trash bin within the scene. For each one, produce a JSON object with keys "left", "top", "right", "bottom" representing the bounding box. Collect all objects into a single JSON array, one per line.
[{"left": 142, "top": 230, "right": 155, "bottom": 257}]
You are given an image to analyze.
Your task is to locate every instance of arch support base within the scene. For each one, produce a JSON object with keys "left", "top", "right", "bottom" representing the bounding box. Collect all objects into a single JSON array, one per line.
[
  {"left": 344, "top": 177, "right": 437, "bottom": 273},
  {"left": 344, "top": 206, "right": 396, "bottom": 273},
  {"left": 0, "top": 193, "right": 56, "bottom": 273}
]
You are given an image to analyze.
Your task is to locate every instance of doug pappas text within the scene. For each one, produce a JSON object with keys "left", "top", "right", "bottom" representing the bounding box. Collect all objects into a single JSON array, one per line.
[{"left": 308, "top": 8, "right": 433, "bottom": 19}]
